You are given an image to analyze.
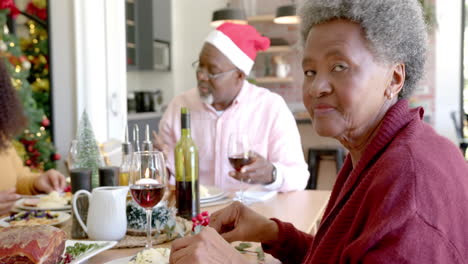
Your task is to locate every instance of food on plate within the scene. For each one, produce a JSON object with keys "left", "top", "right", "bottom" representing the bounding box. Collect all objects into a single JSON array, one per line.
[
  {"left": 59, "top": 242, "right": 104, "bottom": 264},
  {"left": 6, "top": 211, "right": 59, "bottom": 226},
  {"left": 128, "top": 248, "right": 171, "bottom": 264},
  {"left": 23, "top": 198, "right": 40, "bottom": 207},
  {"left": 32, "top": 191, "right": 69, "bottom": 209},
  {"left": 199, "top": 185, "right": 209, "bottom": 199},
  {"left": 0, "top": 225, "right": 66, "bottom": 264}
]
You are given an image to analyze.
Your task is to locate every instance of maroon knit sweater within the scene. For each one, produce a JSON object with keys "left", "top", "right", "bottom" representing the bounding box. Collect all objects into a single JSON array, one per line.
[{"left": 263, "top": 100, "right": 468, "bottom": 263}]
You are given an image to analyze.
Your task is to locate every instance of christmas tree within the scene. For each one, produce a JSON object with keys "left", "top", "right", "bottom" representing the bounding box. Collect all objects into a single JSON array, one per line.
[
  {"left": 20, "top": 0, "right": 51, "bottom": 119},
  {"left": 74, "top": 110, "right": 104, "bottom": 189},
  {"left": 0, "top": 1, "right": 58, "bottom": 171}
]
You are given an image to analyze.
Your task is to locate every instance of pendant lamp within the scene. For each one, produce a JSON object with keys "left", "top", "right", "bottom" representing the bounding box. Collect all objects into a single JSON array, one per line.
[
  {"left": 211, "top": 3, "right": 247, "bottom": 27},
  {"left": 273, "top": 4, "right": 299, "bottom": 24}
]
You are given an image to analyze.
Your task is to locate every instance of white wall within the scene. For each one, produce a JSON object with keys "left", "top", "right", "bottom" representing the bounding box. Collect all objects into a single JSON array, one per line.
[
  {"left": 50, "top": 0, "right": 76, "bottom": 172},
  {"left": 74, "top": 0, "right": 127, "bottom": 142},
  {"left": 435, "top": 0, "right": 462, "bottom": 144},
  {"left": 127, "top": 0, "right": 226, "bottom": 106}
]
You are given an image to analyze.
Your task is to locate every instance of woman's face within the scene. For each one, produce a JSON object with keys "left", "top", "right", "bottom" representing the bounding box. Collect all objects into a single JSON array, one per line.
[{"left": 302, "top": 19, "right": 394, "bottom": 140}]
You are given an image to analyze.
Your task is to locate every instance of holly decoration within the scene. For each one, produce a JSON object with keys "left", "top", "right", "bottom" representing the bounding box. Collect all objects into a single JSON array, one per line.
[{"left": 191, "top": 211, "right": 210, "bottom": 234}]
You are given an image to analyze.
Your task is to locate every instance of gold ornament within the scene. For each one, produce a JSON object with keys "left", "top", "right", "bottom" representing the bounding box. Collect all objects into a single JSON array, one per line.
[{"left": 32, "top": 0, "right": 47, "bottom": 9}]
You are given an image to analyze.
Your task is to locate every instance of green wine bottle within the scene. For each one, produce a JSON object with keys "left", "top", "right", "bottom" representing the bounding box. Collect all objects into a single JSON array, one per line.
[{"left": 175, "top": 107, "right": 200, "bottom": 220}]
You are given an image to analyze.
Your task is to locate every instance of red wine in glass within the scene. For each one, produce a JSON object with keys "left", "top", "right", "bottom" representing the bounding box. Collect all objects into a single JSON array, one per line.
[
  {"left": 130, "top": 184, "right": 165, "bottom": 209},
  {"left": 229, "top": 154, "right": 254, "bottom": 172}
]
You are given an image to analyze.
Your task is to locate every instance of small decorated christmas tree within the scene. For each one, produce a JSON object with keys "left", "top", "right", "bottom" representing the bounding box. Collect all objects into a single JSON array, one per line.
[{"left": 74, "top": 110, "right": 104, "bottom": 188}]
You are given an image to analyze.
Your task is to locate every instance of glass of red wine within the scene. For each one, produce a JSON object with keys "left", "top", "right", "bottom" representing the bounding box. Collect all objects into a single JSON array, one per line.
[
  {"left": 129, "top": 150, "right": 168, "bottom": 248},
  {"left": 228, "top": 133, "right": 254, "bottom": 203}
]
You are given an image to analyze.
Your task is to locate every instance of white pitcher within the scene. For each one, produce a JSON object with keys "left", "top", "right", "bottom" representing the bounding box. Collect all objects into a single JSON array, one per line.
[{"left": 72, "top": 186, "right": 129, "bottom": 241}]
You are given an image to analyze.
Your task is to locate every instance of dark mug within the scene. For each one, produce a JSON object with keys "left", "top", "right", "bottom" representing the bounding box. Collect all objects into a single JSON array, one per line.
[
  {"left": 99, "top": 166, "right": 120, "bottom": 186},
  {"left": 70, "top": 168, "right": 92, "bottom": 194}
]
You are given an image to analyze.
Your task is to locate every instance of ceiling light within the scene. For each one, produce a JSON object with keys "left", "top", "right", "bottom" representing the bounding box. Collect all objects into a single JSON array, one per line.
[
  {"left": 211, "top": 5, "right": 247, "bottom": 27},
  {"left": 273, "top": 4, "right": 299, "bottom": 24}
]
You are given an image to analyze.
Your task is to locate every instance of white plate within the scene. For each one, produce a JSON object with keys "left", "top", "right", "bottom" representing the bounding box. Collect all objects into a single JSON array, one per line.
[
  {"left": 0, "top": 211, "right": 71, "bottom": 227},
  {"left": 64, "top": 240, "right": 117, "bottom": 264},
  {"left": 104, "top": 256, "right": 132, "bottom": 264},
  {"left": 200, "top": 185, "right": 224, "bottom": 201},
  {"left": 15, "top": 198, "right": 71, "bottom": 211},
  {"left": 104, "top": 248, "right": 171, "bottom": 264}
]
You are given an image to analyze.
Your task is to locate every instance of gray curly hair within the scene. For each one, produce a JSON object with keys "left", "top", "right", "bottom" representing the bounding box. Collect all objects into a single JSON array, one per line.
[{"left": 298, "top": 0, "right": 427, "bottom": 99}]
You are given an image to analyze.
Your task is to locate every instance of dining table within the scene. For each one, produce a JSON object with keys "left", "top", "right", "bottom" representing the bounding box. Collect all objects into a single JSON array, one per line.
[{"left": 86, "top": 189, "right": 331, "bottom": 264}]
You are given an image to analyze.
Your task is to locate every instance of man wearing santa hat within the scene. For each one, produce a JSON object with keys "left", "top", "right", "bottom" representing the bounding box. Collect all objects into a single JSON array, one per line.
[{"left": 155, "top": 23, "right": 308, "bottom": 192}]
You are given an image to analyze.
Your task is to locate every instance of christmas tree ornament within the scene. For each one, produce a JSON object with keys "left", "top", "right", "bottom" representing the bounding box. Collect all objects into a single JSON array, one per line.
[
  {"left": 0, "top": 41, "right": 7, "bottom": 52},
  {"left": 22, "top": 60, "right": 31, "bottom": 70},
  {"left": 41, "top": 117, "right": 49, "bottom": 127},
  {"left": 51, "top": 153, "right": 61, "bottom": 161}
]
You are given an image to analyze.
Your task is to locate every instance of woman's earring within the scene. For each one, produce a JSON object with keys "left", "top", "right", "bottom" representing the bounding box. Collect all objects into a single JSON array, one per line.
[{"left": 388, "top": 92, "right": 394, "bottom": 99}]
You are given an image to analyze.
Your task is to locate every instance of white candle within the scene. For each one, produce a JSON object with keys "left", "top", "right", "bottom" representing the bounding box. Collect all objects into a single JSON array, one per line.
[{"left": 136, "top": 178, "right": 159, "bottom": 185}]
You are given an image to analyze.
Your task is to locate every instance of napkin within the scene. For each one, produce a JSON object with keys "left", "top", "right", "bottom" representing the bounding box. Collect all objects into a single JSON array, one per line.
[{"left": 236, "top": 186, "right": 277, "bottom": 203}]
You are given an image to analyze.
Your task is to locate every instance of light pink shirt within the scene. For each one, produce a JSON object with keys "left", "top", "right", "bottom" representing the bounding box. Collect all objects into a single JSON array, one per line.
[{"left": 159, "top": 81, "right": 309, "bottom": 192}]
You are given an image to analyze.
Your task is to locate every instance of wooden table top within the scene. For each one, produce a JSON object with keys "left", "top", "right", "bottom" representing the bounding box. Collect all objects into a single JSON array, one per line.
[{"left": 86, "top": 190, "right": 331, "bottom": 264}]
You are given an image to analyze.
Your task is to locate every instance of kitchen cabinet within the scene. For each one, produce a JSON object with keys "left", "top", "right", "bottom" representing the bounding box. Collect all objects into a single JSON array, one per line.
[
  {"left": 126, "top": 0, "right": 153, "bottom": 70},
  {"left": 125, "top": 0, "right": 171, "bottom": 71}
]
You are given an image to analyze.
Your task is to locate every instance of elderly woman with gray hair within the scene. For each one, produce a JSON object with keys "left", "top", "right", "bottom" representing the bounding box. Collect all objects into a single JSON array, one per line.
[{"left": 169, "top": 0, "right": 468, "bottom": 263}]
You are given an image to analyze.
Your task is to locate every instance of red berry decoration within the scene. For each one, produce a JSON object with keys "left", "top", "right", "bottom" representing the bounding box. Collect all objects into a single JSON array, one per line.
[
  {"left": 192, "top": 211, "right": 210, "bottom": 234},
  {"left": 25, "top": 159, "right": 32, "bottom": 166}
]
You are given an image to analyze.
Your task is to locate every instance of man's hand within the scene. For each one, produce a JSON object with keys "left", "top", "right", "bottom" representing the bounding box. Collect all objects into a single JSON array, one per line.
[
  {"left": 152, "top": 131, "right": 169, "bottom": 159},
  {"left": 170, "top": 226, "right": 249, "bottom": 264},
  {"left": 0, "top": 188, "right": 20, "bottom": 215},
  {"left": 229, "top": 152, "right": 275, "bottom": 184},
  {"left": 33, "top": 169, "right": 67, "bottom": 193}
]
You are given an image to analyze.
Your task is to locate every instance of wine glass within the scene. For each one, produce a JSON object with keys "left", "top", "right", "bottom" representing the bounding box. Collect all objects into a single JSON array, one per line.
[
  {"left": 228, "top": 133, "right": 254, "bottom": 203},
  {"left": 129, "top": 151, "right": 168, "bottom": 248}
]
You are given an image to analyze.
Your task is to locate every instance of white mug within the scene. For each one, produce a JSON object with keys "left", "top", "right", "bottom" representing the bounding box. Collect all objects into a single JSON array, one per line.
[
  {"left": 72, "top": 186, "right": 129, "bottom": 241},
  {"left": 276, "top": 64, "right": 291, "bottom": 78}
]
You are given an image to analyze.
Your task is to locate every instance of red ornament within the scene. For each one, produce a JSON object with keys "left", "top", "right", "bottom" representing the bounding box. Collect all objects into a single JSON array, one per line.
[
  {"left": 51, "top": 153, "right": 61, "bottom": 161},
  {"left": 25, "top": 159, "right": 32, "bottom": 166},
  {"left": 26, "top": 2, "right": 47, "bottom": 20},
  {"left": 41, "top": 117, "right": 50, "bottom": 127},
  {"left": 0, "top": 0, "right": 20, "bottom": 18}
]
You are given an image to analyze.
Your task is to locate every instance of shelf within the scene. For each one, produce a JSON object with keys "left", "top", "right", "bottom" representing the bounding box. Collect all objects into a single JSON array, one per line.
[
  {"left": 259, "top": 46, "right": 291, "bottom": 53},
  {"left": 128, "top": 112, "right": 162, "bottom": 121},
  {"left": 254, "top": 76, "right": 293, "bottom": 84},
  {"left": 247, "top": 14, "right": 275, "bottom": 22}
]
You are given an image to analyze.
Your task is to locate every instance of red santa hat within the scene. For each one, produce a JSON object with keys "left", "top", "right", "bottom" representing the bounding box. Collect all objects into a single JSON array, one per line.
[{"left": 205, "top": 23, "right": 270, "bottom": 75}]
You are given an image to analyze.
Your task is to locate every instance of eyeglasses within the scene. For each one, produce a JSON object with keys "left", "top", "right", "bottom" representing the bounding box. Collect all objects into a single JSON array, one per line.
[{"left": 192, "top": 61, "right": 237, "bottom": 80}]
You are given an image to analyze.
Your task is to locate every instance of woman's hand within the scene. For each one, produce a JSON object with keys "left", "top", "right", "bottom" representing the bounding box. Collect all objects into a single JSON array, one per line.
[
  {"left": 170, "top": 226, "right": 248, "bottom": 264},
  {"left": 0, "top": 188, "right": 20, "bottom": 215},
  {"left": 229, "top": 152, "right": 275, "bottom": 185},
  {"left": 209, "top": 201, "right": 279, "bottom": 243},
  {"left": 33, "top": 169, "right": 67, "bottom": 193}
]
